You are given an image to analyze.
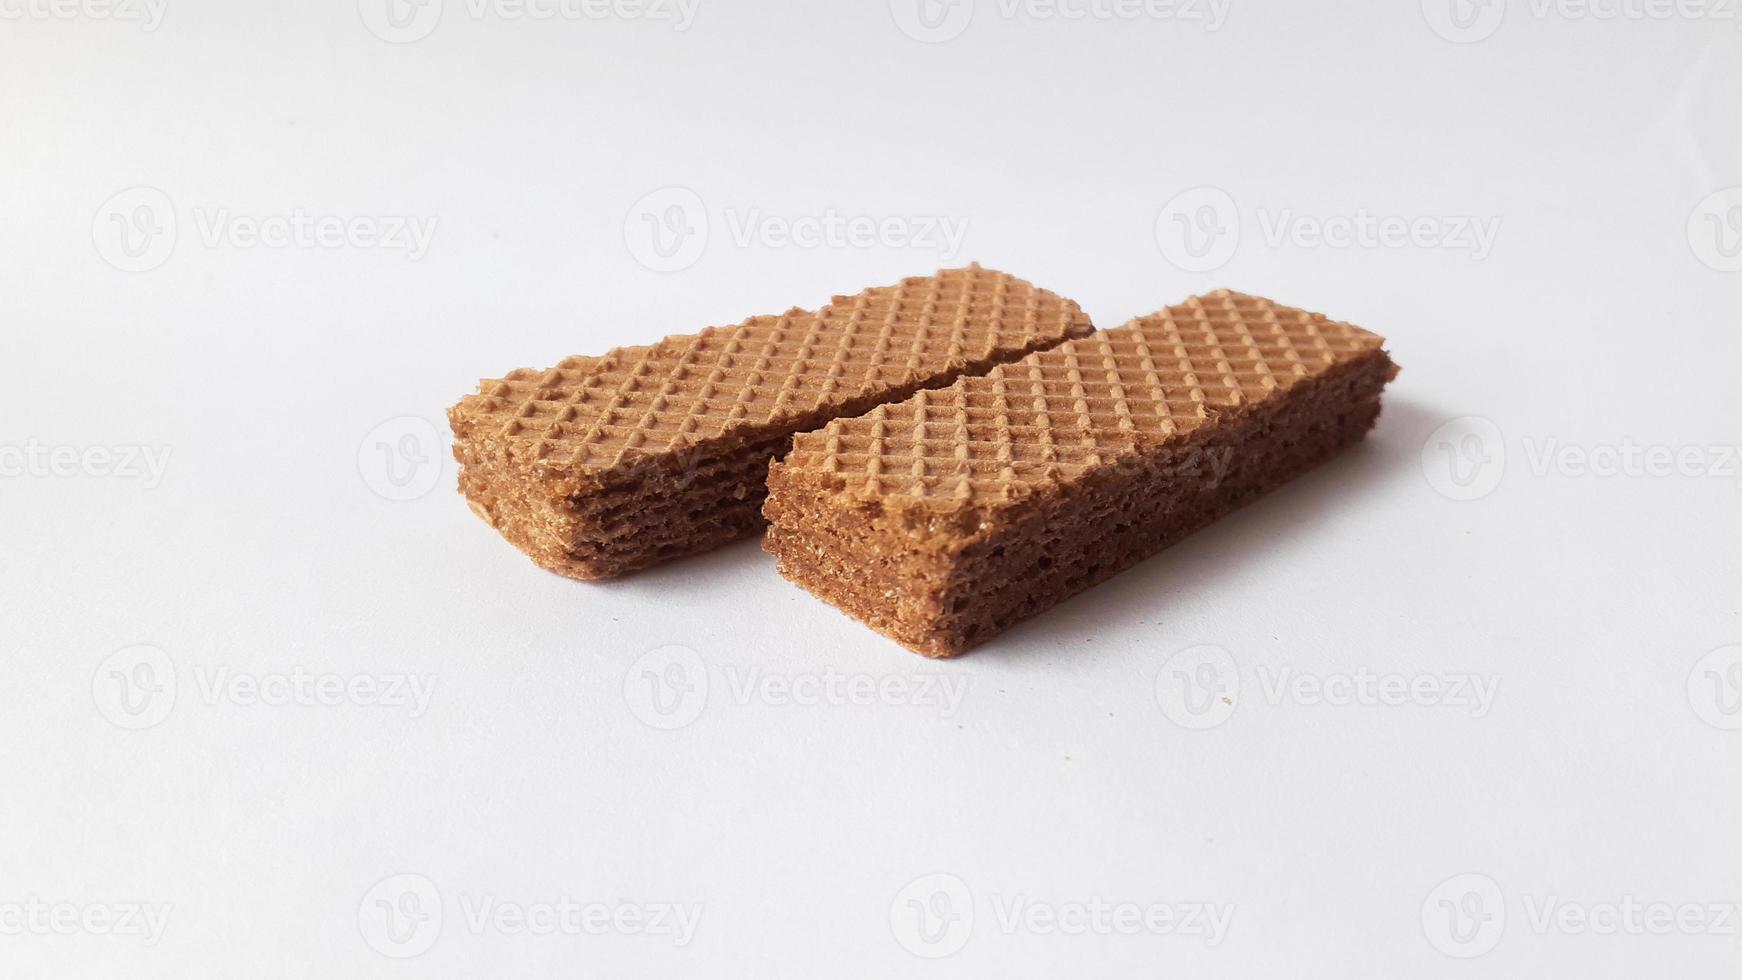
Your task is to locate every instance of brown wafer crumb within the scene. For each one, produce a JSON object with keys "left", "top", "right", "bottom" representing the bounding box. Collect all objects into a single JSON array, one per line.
[
  {"left": 448, "top": 266, "right": 1094, "bottom": 579},
  {"left": 763, "top": 290, "right": 1400, "bottom": 657}
]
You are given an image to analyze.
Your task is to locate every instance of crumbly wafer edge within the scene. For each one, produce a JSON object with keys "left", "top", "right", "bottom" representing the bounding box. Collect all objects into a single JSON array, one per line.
[
  {"left": 448, "top": 266, "right": 1096, "bottom": 580},
  {"left": 763, "top": 292, "right": 1400, "bottom": 655}
]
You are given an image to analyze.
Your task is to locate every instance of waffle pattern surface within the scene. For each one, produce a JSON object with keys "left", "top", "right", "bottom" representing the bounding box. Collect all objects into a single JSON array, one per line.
[
  {"left": 451, "top": 265, "right": 1094, "bottom": 477},
  {"left": 448, "top": 266, "right": 1093, "bottom": 580},
  {"left": 781, "top": 290, "right": 1388, "bottom": 509}
]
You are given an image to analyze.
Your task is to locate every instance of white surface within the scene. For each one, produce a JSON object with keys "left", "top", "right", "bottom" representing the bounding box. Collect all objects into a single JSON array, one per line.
[{"left": 4, "top": 1, "right": 1741, "bottom": 976}]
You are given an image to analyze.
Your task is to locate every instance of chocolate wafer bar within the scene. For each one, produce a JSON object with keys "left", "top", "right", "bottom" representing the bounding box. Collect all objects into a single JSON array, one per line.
[
  {"left": 449, "top": 266, "right": 1094, "bottom": 580},
  {"left": 763, "top": 290, "right": 1399, "bottom": 657}
]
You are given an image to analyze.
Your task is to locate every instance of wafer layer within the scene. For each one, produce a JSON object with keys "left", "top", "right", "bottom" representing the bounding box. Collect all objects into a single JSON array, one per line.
[
  {"left": 449, "top": 266, "right": 1094, "bottom": 579},
  {"left": 764, "top": 290, "right": 1399, "bottom": 656}
]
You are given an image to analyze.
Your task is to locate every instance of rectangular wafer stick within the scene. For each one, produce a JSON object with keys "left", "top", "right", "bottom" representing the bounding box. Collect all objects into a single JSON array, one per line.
[
  {"left": 763, "top": 290, "right": 1399, "bottom": 657},
  {"left": 448, "top": 266, "right": 1094, "bottom": 580}
]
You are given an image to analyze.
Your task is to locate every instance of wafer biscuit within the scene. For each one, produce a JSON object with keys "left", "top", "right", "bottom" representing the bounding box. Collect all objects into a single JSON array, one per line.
[
  {"left": 764, "top": 290, "right": 1399, "bottom": 657},
  {"left": 449, "top": 266, "right": 1094, "bottom": 579}
]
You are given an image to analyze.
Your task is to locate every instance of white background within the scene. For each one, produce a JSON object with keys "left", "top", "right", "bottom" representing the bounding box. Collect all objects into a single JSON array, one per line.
[{"left": 4, "top": 0, "right": 1741, "bottom": 976}]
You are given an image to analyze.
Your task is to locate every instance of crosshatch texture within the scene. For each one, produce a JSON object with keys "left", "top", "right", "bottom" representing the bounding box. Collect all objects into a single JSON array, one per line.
[
  {"left": 764, "top": 291, "right": 1400, "bottom": 657},
  {"left": 449, "top": 265, "right": 1095, "bottom": 579},
  {"left": 779, "top": 290, "right": 1387, "bottom": 508}
]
